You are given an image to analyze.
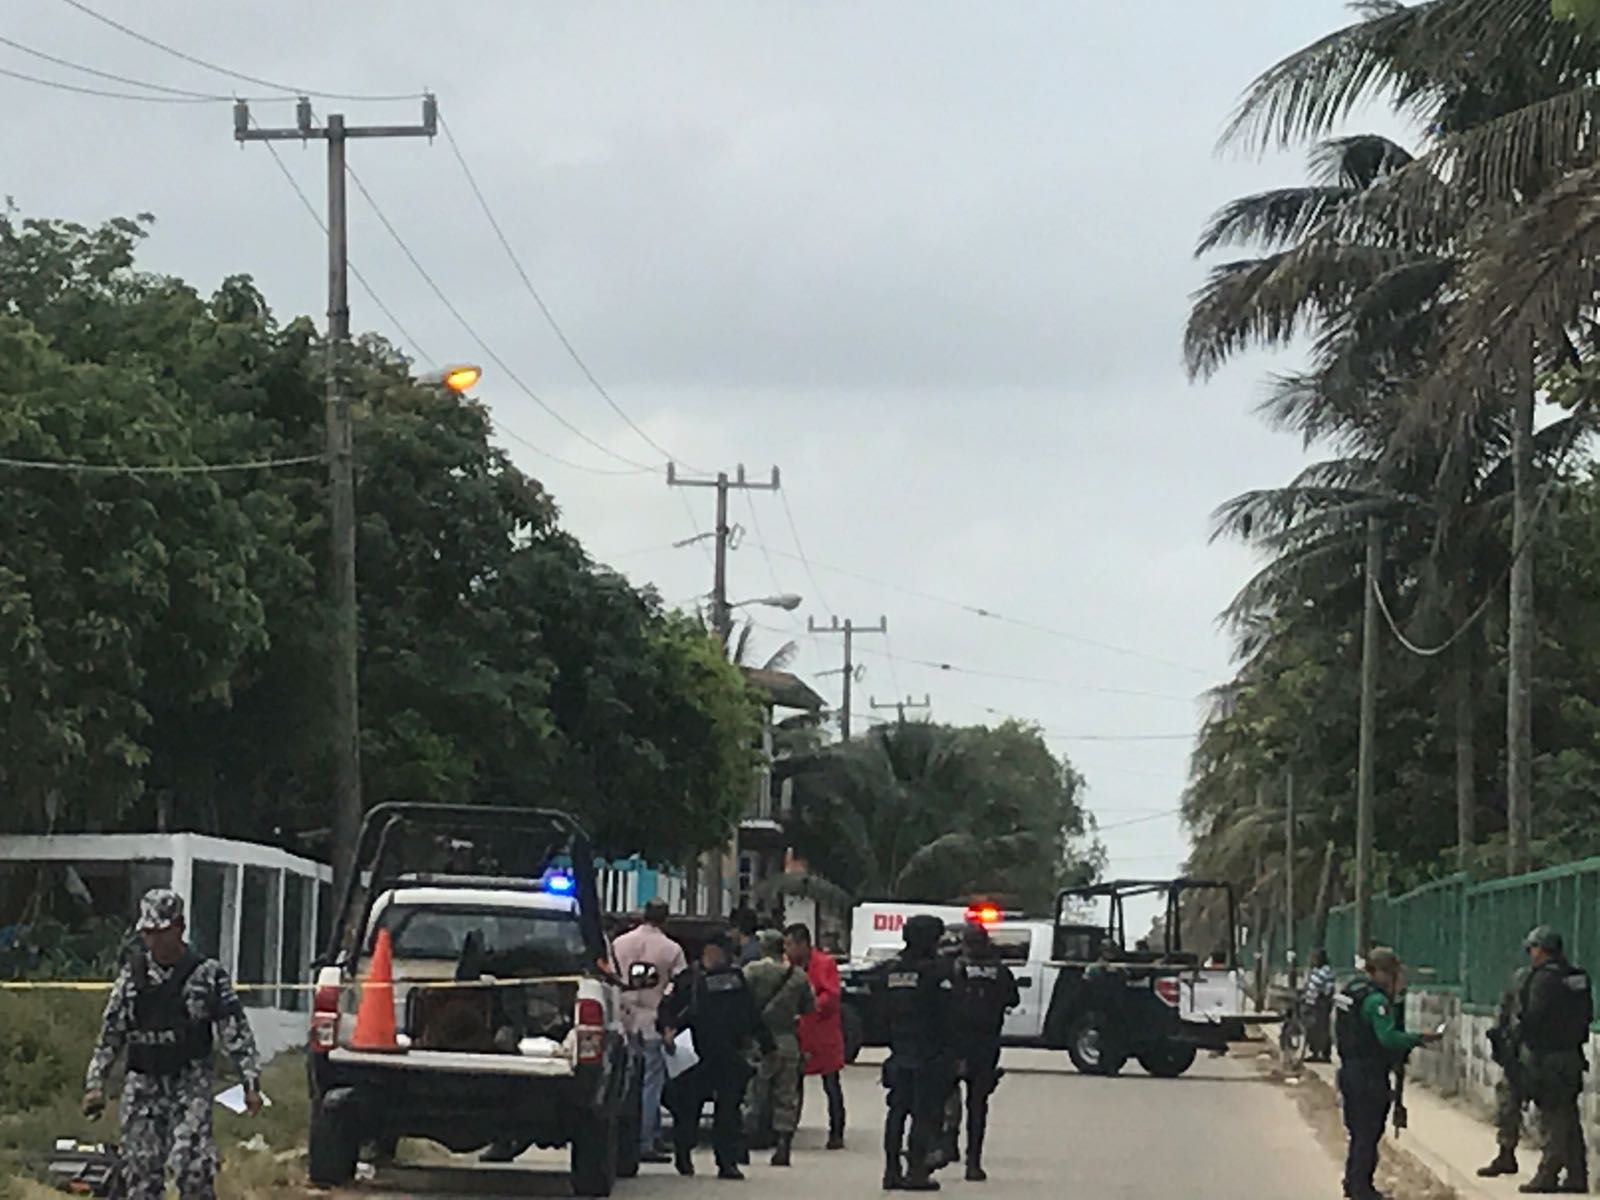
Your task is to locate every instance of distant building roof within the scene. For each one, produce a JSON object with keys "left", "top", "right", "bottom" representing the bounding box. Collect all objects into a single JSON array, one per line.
[{"left": 741, "top": 667, "right": 826, "bottom": 713}]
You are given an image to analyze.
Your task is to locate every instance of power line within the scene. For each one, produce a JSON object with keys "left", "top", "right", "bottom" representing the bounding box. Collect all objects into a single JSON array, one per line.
[
  {"left": 779, "top": 490, "right": 835, "bottom": 619},
  {"left": 856, "top": 648, "right": 1196, "bottom": 702},
  {"left": 56, "top": 0, "right": 423, "bottom": 102},
  {"left": 257, "top": 126, "right": 643, "bottom": 480},
  {"left": 0, "top": 61, "right": 217, "bottom": 103},
  {"left": 1047, "top": 732, "right": 1195, "bottom": 743},
  {"left": 341, "top": 162, "right": 655, "bottom": 476},
  {"left": 1096, "top": 807, "right": 1184, "bottom": 832},
  {"left": 436, "top": 113, "right": 698, "bottom": 473},
  {"left": 745, "top": 539, "right": 1210, "bottom": 676},
  {"left": 0, "top": 34, "right": 245, "bottom": 99},
  {"left": 0, "top": 453, "right": 321, "bottom": 474}
]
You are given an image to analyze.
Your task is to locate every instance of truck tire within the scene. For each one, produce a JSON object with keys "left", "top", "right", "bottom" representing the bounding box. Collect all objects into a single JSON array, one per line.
[
  {"left": 1067, "top": 1013, "right": 1125, "bottom": 1077},
  {"left": 571, "top": 1111, "right": 618, "bottom": 1197},
  {"left": 1137, "top": 1040, "right": 1198, "bottom": 1078},
  {"left": 307, "top": 1104, "right": 360, "bottom": 1187},
  {"left": 842, "top": 1003, "right": 865, "bottom": 1064}
]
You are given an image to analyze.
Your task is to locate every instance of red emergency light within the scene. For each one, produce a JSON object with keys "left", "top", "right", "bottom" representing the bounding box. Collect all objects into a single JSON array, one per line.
[{"left": 966, "top": 903, "right": 1001, "bottom": 925}]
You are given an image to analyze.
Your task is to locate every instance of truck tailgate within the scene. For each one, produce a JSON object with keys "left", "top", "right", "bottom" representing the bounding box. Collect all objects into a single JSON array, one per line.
[{"left": 327, "top": 1047, "right": 576, "bottom": 1077}]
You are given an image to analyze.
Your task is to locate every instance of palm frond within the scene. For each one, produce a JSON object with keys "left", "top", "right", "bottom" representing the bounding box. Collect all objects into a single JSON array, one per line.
[
  {"left": 1308, "top": 134, "right": 1417, "bottom": 188},
  {"left": 1195, "top": 187, "right": 1355, "bottom": 255}
]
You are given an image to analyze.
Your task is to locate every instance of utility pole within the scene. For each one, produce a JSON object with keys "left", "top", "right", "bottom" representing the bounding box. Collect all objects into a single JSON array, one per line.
[
  {"left": 666, "top": 463, "right": 779, "bottom": 917},
  {"left": 235, "top": 95, "right": 437, "bottom": 899},
  {"left": 870, "top": 694, "right": 931, "bottom": 723},
  {"left": 1285, "top": 767, "right": 1297, "bottom": 990},
  {"left": 1507, "top": 331, "right": 1537, "bottom": 875},
  {"left": 667, "top": 464, "right": 780, "bottom": 644},
  {"left": 810, "top": 617, "right": 888, "bottom": 740},
  {"left": 1355, "top": 516, "right": 1382, "bottom": 959}
]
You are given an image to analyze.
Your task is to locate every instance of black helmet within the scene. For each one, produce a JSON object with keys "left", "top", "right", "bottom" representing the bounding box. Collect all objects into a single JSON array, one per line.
[
  {"left": 1524, "top": 925, "right": 1565, "bottom": 955},
  {"left": 903, "top": 914, "right": 945, "bottom": 953}
]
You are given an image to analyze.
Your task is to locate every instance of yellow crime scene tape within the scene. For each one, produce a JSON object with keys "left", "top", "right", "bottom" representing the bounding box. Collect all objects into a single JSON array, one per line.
[{"left": 0, "top": 974, "right": 590, "bottom": 992}]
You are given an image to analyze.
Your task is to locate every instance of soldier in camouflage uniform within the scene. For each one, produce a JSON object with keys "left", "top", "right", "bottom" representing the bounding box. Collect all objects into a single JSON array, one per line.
[
  {"left": 743, "top": 929, "right": 815, "bottom": 1166},
  {"left": 1479, "top": 962, "right": 1531, "bottom": 1177},
  {"left": 82, "top": 888, "right": 263, "bottom": 1200}
]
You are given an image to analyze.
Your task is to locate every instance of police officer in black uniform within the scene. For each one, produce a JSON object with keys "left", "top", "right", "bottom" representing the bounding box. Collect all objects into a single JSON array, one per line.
[
  {"left": 1517, "top": 925, "right": 1592, "bottom": 1194},
  {"left": 660, "top": 932, "right": 774, "bottom": 1180},
  {"left": 941, "top": 922, "right": 1019, "bottom": 1182},
  {"left": 881, "top": 914, "right": 955, "bottom": 1192},
  {"left": 1334, "top": 946, "right": 1438, "bottom": 1200}
]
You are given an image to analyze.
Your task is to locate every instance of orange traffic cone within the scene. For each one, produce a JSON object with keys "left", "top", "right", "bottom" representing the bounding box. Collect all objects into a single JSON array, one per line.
[{"left": 351, "top": 927, "right": 402, "bottom": 1051}]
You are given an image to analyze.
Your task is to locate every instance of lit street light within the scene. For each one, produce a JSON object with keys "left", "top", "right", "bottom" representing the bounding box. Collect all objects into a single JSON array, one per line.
[{"left": 420, "top": 363, "right": 484, "bottom": 394}]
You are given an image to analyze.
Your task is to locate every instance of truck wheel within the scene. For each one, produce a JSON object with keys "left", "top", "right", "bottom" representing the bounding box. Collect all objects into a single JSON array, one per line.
[
  {"left": 307, "top": 1104, "right": 361, "bottom": 1187},
  {"left": 1067, "top": 1013, "right": 1125, "bottom": 1077},
  {"left": 1137, "top": 1040, "right": 1198, "bottom": 1078},
  {"left": 571, "top": 1111, "right": 618, "bottom": 1197},
  {"left": 842, "top": 1003, "right": 865, "bottom": 1064}
]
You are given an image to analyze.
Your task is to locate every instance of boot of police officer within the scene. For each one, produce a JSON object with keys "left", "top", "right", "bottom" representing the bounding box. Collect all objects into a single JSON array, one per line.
[
  {"left": 1517, "top": 926, "right": 1592, "bottom": 1195},
  {"left": 945, "top": 922, "right": 1020, "bottom": 1182},
  {"left": 82, "top": 889, "right": 263, "bottom": 1200},
  {"left": 1479, "top": 962, "right": 1532, "bottom": 1178},
  {"left": 1335, "top": 947, "right": 1438, "bottom": 1200},
  {"left": 881, "top": 913, "right": 954, "bottom": 1192}
]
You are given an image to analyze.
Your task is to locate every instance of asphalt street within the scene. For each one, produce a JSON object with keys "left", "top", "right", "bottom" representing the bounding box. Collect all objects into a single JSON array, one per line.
[{"left": 342, "top": 1049, "right": 1343, "bottom": 1199}]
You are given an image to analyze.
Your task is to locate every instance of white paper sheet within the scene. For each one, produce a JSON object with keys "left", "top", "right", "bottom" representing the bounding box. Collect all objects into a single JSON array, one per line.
[
  {"left": 214, "top": 1085, "right": 271, "bottom": 1114},
  {"left": 663, "top": 1030, "right": 699, "bottom": 1079}
]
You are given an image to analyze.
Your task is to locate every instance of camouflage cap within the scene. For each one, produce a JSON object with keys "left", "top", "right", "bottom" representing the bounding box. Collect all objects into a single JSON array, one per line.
[
  {"left": 1524, "top": 925, "right": 1565, "bottom": 954},
  {"left": 136, "top": 887, "right": 185, "bottom": 932}
]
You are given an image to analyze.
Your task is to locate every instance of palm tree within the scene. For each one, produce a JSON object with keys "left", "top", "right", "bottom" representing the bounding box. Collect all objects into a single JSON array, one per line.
[{"left": 1215, "top": 0, "right": 1600, "bottom": 869}]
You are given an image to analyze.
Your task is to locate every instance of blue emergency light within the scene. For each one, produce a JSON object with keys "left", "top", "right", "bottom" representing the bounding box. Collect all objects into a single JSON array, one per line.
[{"left": 543, "top": 870, "right": 576, "bottom": 895}]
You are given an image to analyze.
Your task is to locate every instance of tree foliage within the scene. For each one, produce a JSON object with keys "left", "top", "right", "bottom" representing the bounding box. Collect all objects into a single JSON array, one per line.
[
  {"left": 784, "top": 719, "right": 1097, "bottom": 913},
  {"left": 0, "top": 212, "right": 759, "bottom": 864}
]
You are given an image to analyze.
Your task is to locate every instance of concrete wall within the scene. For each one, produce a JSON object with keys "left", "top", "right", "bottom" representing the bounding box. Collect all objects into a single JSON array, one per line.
[{"left": 1404, "top": 987, "right": 1600, "bottom": 1164}]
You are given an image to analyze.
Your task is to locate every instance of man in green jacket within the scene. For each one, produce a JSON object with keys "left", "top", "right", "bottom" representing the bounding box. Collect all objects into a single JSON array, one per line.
[
  {"left": 744, "top": 929, "right": 815, "bottom": 1166},
  {"left": 1335, "top": 946, "right": 1441, "bottom": 1200}
]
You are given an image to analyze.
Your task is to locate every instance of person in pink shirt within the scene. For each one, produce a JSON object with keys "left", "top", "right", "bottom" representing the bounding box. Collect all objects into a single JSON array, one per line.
[{"left": 613, "top": 899, "right": 687, "bottom": 1163}]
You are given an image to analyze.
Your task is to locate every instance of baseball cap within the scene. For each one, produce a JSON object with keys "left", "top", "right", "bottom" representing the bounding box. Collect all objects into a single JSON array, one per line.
[{"left": 136, "top": 888, "right": 185, "bottom": 932}]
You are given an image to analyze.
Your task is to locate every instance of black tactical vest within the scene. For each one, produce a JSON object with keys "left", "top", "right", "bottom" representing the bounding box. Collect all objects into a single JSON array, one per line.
[
  {"left": 126, "top": 951, "right": 212, "bottom": 1076},
  {"left": 951, "top": 956, "right": 1011, "bottom": 1040},
  {"left": 1523, "top": 961, "right": 1594, "bottom": 1052},
  {"left": 1334, "top": 975, "right": 1389, "bottom": 1064}
]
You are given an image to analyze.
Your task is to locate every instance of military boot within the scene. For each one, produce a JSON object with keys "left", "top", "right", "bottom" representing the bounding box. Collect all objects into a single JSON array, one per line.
[
  {"left": 1480, "top": 1151, "right": 1520, "bottom": 1177},
  {"left": 1521, "top": 1177, "right": 1563, "bottom": 1194},
  {"left": 883, "top": 1152, "right": 905, "bottom": 1191},
  {"left": 770, "top": 1134, "right": 792, "bottom": 1167}
]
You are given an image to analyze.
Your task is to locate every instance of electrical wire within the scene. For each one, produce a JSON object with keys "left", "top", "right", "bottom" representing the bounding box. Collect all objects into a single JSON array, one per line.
[
  {"left": 778, "top": 490, "right": 835, "bottom": 619},
  {"left": 437, "top": 113, "right": 699, "bottom": 473},
  {"left": 0, "top": 453, "right": 321, "bottom": 474},
  {"left": 343, "top": 163, "right": 656, "bottom": 476},
  {"left": 56, "top": 0, "right": 423, "bottom": 102},
  {"left": 0, "top": 61, "right": 217, "bottom": 103},
  {"left": 1371, "top": 400, "right": 1592, "bottom": 659},
  {"left": 745, "top": 539, "right": 1209, "bottom": 676},
  {"left": 1095, "top": 807, "right": 1184, "bottom": 832},
  {"left": 853, "top": 648, "right": 1196, "bottom": 702},
  {"left": 0, "top": 34, "right": 245, "bottom": 99},
  {"left": 257, "top": 126, "right": 644, "bottom": 479}
]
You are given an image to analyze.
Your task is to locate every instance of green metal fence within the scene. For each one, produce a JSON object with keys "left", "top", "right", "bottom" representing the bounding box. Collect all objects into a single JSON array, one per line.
[{"left": 1288, "top": 857, "right": 1600, "bottom": 1014}]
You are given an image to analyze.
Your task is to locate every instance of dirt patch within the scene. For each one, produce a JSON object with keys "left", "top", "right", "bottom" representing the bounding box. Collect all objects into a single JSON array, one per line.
[{"left": 1255, "top": 1049, "right": 1456, "bottom": 1200}]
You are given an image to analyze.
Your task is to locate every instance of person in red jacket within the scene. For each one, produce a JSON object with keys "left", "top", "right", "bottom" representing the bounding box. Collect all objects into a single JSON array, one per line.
[{"left": 787, "top": 923, "right": 847, "bottom": 1149}]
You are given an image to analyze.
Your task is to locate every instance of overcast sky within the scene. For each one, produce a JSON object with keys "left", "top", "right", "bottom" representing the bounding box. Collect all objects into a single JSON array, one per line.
[{"left": 3, "top": 1, "right": 1392, "bottom": 905}]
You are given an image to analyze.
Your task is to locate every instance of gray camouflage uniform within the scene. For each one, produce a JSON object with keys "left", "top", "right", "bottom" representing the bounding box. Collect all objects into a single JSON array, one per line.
[{"left": 85, "top": 889, "right": 261, "bottom": 1200}]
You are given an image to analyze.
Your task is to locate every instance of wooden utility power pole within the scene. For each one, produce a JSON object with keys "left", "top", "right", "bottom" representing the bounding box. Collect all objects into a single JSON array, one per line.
[
  {"left": 1507, "top": 334, "right": 1537, "bottom": 875},
  {"left": 810, "top": 617, "right": 887, "bottom": 740},
  {"left": 1285, "top": 767, "right": 1297, "bottom": 989},
  {"left": 235, "top": 96, "right": 437, "bottom": 899},
  {"left": 1355, "top": 516, "right": 1382, "bottom": 958},
  {"left": 666, "top": 463, "right": 779, "bottom": 917},
  {"left": 667, "top": 464, "right": 780, "bottom": 644},
  {"left": 870, "top": 694, "right": 931, "bottom": 723}
]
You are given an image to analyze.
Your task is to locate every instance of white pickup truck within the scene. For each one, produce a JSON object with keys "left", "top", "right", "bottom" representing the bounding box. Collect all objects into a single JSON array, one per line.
[
  {"left": 305, "top": 803, "right": 635, "bottom": 1196},
  {"left": 839, "top": 883, "right": 1264, "bottom": 1076}
]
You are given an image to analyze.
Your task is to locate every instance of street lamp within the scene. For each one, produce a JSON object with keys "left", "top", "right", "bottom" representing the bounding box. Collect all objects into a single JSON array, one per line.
[
  {"left": 419, "top": 363, "right": 484, "bottom": 394},
  {"left": 729, "top": 593, "right": 803, "bottom": 612}
]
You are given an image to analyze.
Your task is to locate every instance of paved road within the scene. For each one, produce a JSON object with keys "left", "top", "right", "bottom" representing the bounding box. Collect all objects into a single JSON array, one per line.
[{"left": 345, "top": 1048, "right": 1343, "bottom": 1199}]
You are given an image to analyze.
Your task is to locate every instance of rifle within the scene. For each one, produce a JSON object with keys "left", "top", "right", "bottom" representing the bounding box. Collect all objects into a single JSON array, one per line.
[{"left": 1392, "top": 995, "right": 1409, "bottom": 1136}]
